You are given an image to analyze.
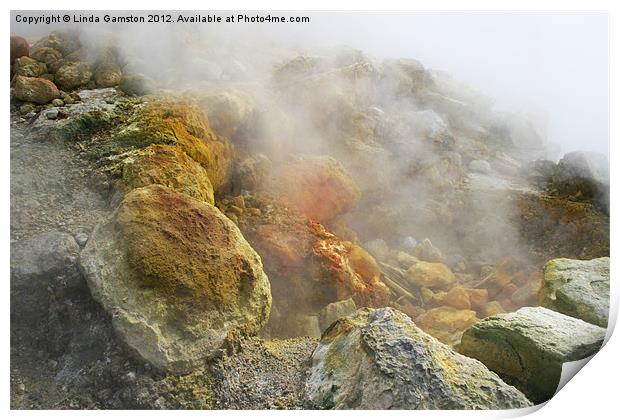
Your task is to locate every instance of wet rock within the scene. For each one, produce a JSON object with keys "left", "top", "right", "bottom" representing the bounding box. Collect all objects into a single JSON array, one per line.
[
  {"left": 55, "top": 62, "right": 93, "bottom": 90},
  {"left": 460, "top": 306, "right": 606, "bottom": 404},
  {"left": 13, "top": 56, "right": 47, "bottom": 77},
  {"left": 119, "top": 74, "right": 156, "bottom": 96},
  {"left": 306, "top": 307, "right": 531, "bottom": 409},
  {"left": 417, "top": 306, "right": 478, "bottom": 346},
  {"left": 540, "top": 257, "right": 609, "bottom": 327},
  {"left": 318, "top": 298, "right": 357, "bottom": 331},
  {"left": 80, "top": 185, "right": 272, "bottom": 373},
  {"left": 10, "top": 36, "right": 29, "bottom": 64},
  {"left": 469, "top": 159, "right": 492, "bottom": 174},
  {"left": 412, "top": 238, "right": 444, "bottom": 263},
  {"left": 406, "top": 261, "right": 455, "bottom": 289},
  {"left": 119, "top": 144, "right": 215, "bottom": 204},
  {"left": 12, "top": 75, "right": 60, "bottom": 104},
  {"left": 272, "top": 156, "right": 360, "bottom": 223}
]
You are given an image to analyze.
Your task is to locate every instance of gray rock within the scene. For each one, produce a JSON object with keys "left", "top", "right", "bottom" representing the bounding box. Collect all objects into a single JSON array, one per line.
[
  {"left": 45, "top": 108, "right": 59, "bottom": 120},
  {"left": 540, "top": 257, "right": 609, "bottom": 327},
  {"left": 79, "top": 185, "right": 271, "bottom": 374},
  {"left": 460, "top": 306, "right": 605, "bottom": 404},
  {"left": 469, "top": 159, "right": 492, "bottom": 174},
  {"left": 293, "top": 315, "right": 322, "bottom": 338},
  {"left": 74, "top": 232, "right": 89, "bottom": 247},
  {"left": 318, "top": 298, "right": 357, "bottom": 331},
  {"left": 306, "top": 307, "right": 532, "bottom": 409}
]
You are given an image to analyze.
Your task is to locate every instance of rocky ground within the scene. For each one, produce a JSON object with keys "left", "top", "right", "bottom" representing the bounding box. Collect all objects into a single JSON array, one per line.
[{"left": 9, "top": 30, "right": 610, "bottom": 409}]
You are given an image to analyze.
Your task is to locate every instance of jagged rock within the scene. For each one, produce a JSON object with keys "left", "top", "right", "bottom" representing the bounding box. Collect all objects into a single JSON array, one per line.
[
  {"left": 306, "top": 307, "right": 531, "bottom": 409},
  {"left": 119, "top": 144, "right": 215, "bottom": 204},
  {"left": 540, "top": 257, "right": 609, "bottom": 327},
  {"left": 551, "top": 151, "right": 609, "bottom": 210},
  {"left": 10, "top": 36, "right": 29, "bottom": 64},
  {"left": 55, "top": 62, "right": 92, "bottom": 90},
  {"left": 469, "top": 159, "right": 492, "bottom": 174},
  {"left": 12, "top": 75, "right": 60, "bottom": 104},
  {"left": 412, "top": 238, "right": 444, "bottom": 263},
  {"left": 417, "top": 306, "right": 478, "bottom": 346},
  {"left": 13, "top": 56, "right": 47, "bottom": 77},
  {"left": 318, "top": 298, "right": 357, "bottom": 331},
  {"left": 406, "top": 261, "right": 455, "bottom": 289},
  {"left": 271, "top": 156, "right": 360, "bottom": 223},
  {"left": 460, "top": 306, "right": 605, "bottom": 404},
  {"left": 119, "top": 74, "right": 156, "bottom": 96},
  {"left": 197, "top": 89, "right": 255, "bottom": 138},
  {"left": 80, "top": 185, "right": 272, "bottom": 373}
]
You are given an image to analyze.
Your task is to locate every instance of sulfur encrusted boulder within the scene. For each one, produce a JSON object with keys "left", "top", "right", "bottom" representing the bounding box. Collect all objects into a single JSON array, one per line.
[
  {"left": 12, "top": 75, "right": 60, "bottom": 104},
  {"left": 540, "top": 257, "right": 609, "bottom": 327},
  {"left": 119, "top": 144, "right": 215, "bottom": 204},
  {"left": 305, "top": 307, "right": 532, "bottom": 409},
  {"left": 13, "top": 56, "right": 47, "bottom": 77},
  {"left": 459, "top": 306, "right": 606, "bottom": 404},
  {"left": 272, "top": 155, "right": 361, "bottom": 223},
  {"left": 108, "top": 98, "right": 233, "bottom": 191},
  {"left": 54, "top": 61, "right": 93, "bottom": 90},
  {"left": 80, "top": 185, "right": 272, "bottom": 373},
  {"left": 406, "top": 261, "right": 455, "bottom": 289}
]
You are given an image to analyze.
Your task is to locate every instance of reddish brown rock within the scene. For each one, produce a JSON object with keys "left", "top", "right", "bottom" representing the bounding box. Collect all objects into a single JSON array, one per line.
[
  {"left": 10, "top": 36, "right": 29, "bottom": 64},
  {"left": 12, "top": 75, "right": 60, "bottom": 104}
]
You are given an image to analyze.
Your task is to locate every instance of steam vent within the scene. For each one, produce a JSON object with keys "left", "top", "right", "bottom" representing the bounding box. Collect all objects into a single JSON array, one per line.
[{"left": 10, "top": 18, "right": 609, "bottom": 410}]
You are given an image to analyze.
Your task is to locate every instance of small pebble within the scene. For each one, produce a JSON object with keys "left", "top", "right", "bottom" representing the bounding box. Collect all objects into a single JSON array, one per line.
[
  {"left": 45, "top": 109, "right": 59, "bottom": 120},
  {"left": 75, "top": 232, "right": 89, "bottom": 247},
  {"left": 51, "top": 98, "right": 64, "bottom": 107}
]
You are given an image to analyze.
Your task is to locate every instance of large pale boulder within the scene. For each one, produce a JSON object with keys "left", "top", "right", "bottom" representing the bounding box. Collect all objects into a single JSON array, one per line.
[
  {"left": 80, "top": 185, "right": 272, "bottom": 373},
  {"left": 305, "top": 307, "right": 531, "bottom": 409},
  {"left": 12, "top": 75, "right": 60, "bottom": 104},
  {"left": 540, "top": 257, "right": 609, "bottom": 327},
  {"left": 460, "top": 306, "right": 606, "bottom": 404}
]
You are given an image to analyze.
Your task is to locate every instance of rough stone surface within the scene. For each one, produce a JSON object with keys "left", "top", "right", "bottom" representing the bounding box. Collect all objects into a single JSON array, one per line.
[
  {"left": 120, "top": 144, "right": 215, "bottom": 204},
  {"left": 460, "top": 306, "right": 606, "bottom": 404},
  {"left": 13, "top": 56, "right": 47, "bottom": 78},
  {"left": 80, "top": 185, "right": 272, "bottom": 373},
  {"left": 12, "top": 75, "right": 60, "bottom": 104},
  {"left": 305, "top": 307, "right": 532, "bottom": 409},
  {"left": 55, "top": 62, "right": 93, "bottom": 90},
  {"left": 406, "top": 261, "right": 455, "bottom": 289},
  {"left": 540, "top": 257, "right": 609, "bottom": 327}
]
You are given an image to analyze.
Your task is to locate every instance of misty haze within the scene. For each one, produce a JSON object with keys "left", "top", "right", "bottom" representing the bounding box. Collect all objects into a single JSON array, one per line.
[{"left": 10, "top": 10, "right": 610, "bottom": 410}]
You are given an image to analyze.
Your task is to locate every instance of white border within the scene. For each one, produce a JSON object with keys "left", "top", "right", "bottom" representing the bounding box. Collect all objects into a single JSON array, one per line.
[{"left": 3, "top": 2, "right": 617, "bottom": 419}]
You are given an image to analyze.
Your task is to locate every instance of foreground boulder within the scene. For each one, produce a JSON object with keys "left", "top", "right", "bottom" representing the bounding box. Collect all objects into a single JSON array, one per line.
[
  {"left": 540, "top": 257, "right": 609, "bottom": 327},
  {"left": 459, "top": 306, "right": 605, "bottom": 404},
  {"left": 306, "top": 307, "right": 531, "bottom": 409},
  {"left": 12, "top": 75, "right": 60, "bottom": 104},
  {"left": 80, "top": 185, "right": 271, "bottom": 373}
]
